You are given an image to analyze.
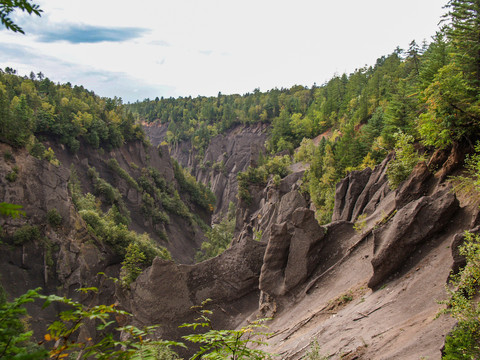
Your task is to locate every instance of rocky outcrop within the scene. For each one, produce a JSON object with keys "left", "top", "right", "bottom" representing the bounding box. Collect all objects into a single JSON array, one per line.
[
  {"left": 368, "top": 185, "right": 459, "bottom": 288},
  {"left": 0, "top": 143, "right": 117, "bottom": 339},
  {"left": 394, "top": 161, "right": 433, "bottom": 209},
  {"left": 332, "top": 153, "right": 392, "bottom": 222},
  {"left": 259, "top": 208, "right": 326, "bottom": 297}
]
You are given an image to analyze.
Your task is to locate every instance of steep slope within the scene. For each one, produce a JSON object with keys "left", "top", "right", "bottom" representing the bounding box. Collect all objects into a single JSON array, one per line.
[
  {"left": 0, "top": 137, "right": 213, "bottom": 340},
  {"left": 0, "top": 142, "right": 118, "bottom": 339},
  {"left": 121, "top": 142, "right": 476, "bottom": 359},
  {"left": 49, "top": 140, "right": 209, "bottom": 263}
]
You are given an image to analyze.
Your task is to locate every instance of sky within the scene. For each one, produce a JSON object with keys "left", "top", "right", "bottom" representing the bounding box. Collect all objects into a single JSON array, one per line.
[{"left": 0, "top": 0, "right": 447, "bottom": 103}]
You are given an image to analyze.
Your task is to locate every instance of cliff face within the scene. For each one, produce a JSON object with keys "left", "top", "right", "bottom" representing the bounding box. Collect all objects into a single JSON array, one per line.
[
  {"left": 49, "top": 140, "right": 208, "bottom": 264},
  {"left": 0, "top": 142, "right": 117, "bottom": 338},
  {"left": 144, "top": 123, "right": 269, "bottom": 222},
  {"left": 121, "top": 141, "right": 477, "bottom": 359},
  {"left": 0, "top": 138, "right": 211, "bottom": 339}
]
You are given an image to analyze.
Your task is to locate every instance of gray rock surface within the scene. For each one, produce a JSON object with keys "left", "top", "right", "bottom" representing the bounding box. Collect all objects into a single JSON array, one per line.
[
  {"left": 368, "top": 187, "right": 459, "bottom": 288},
  {"left": 259, "top": 208, "right": 326, "bottom": 297},
  {"left": 120, "top": 236, "right": 266, "bottom": 349}
]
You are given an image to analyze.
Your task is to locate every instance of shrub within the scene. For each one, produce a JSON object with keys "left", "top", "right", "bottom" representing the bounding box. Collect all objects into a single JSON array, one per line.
[
  {"left": 172, "top": 160, "right": 216, "bottom": 212},
  {"left": 5, "top": 166, "right": 19, "bottom": 182},
  {"left": 107, "top": 158, "right": 140, "bottom": 191},
  {"left": 180, "top": 299, "right": 272, "bottom": 359},
  {"left": 195, "top": 203, "right": 236, "bottom": 262},
  {"left": 3, "top": 150, "right": 13, "bottom": 162},
  {"left": 43, "top": 147, "right": 60, "bottom": 166},
  {"left": 303, "top": 339, "right": 328, "bottom": 360},
  {"left": 46, "top": 208, "right": 62, "bottom": 228},
  {"left": 386, "top": 131, "right": 422, "bottom": 189},
  {"left": 120, "top": 242, "right": 146, "bottom": 287},
  {"left": 439, "top": 232, "right": 480, "bottom": 359},
  {"left": 12, "top": 225, "right": 40, "bottom": 245},
  {"left": 28, "top": 141, "right": 45, "bottom": 159},
  {"left": 88, "top": 167, "right": 122, "bottom": 205}
]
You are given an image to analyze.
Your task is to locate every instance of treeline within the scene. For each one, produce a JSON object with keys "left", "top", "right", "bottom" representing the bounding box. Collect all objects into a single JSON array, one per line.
[
  {"left": 0, "top": 68, "right": 145, "bottom": 153},
  {"left": 128, "top": 86, "right": 312, "bottom": 155}
]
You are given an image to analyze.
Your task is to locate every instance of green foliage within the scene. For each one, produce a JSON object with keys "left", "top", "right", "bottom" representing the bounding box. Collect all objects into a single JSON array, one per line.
[
  {"left": 107, "top": 158, "right": 140, "bottom": 191},
  {"left": 120, "top": 242, "right": 146, "bottom": 287},
  {"left": 42, "top": 287, "right": 183, "bottom": 359},
  {"left": 3, "top": 150, "right": 12, "bottom": 162},
  {"left": 386, "top": 132, "right": 422, "bottom": 189},
  {"left": 450, "top": 142, "right": 480, "bottom": 202},
  {"left": 439, "top": 232, "right": 480, "bottom": 359},
  {"left": 12, "top": 224, "right": 40, "bottom": 245},
  {"left": 5, "top": 165, "right": 18, "bottom": 182},
  {"left": 72, "top": 168, "right": 171, "bottom": 263},
  {"left": 43, "top": 147, "right": 59, "bottom": 166},
  {"left": 353, "top": 214, "right": 367, "bottom": 233},
  {"left": 88, "top": 167, "right": 122, "bottom": 205},
  {"left": 0, "top": 288, "right": 48, "bottom": 359},
  {"left": 173, "top": 160, "right": 215, "bottom": 212},
  {"left": 28, "top": 139, "right": 45, "bottom": 159},
  {"left": 237, "top": 155, "right": 291, "bottom": 204},
  {"left": 0, "top": 202, "right": 25, "bottom": 219},
  {"left": 180, "top": 299, "right": 273, "bottom": 360},
  {"left": 196, "top": 202, "right": 236, "bottom": 262},
  {"left": 0, "top": 70, "right": 144, "bottom": 154},
  {"left": 87, "top": 166, "right": 131, "bottom": 224},
  {"left": 46, "top": 208, "right": 62, "bottom": 228},
  {"left": 0, "top": 0, "right": 42, "bottom": 34},
  {"left": 302, "top": 339, "right": 328, "bottom": 360},
  {"left": 294, "top": 138, "right": 315, "bottom": 163}
]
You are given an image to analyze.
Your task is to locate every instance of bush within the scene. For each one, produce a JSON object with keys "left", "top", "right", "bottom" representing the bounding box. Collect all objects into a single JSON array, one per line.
[
  {"left": 46, "top": 208, "right": 62, "bottom": 228},
  {"left": 107, "top": 158, "right": 140, "bottom": 191},
  {"left": 172, "top": 160, "right": 216, "bottom": 212},
  {"left": 5, "top": 166, "right": 18, "bottom": 182},
  {"left": 12, "top": 225, "right": 40, "bottom": 245},
  {"left": 120, "top": 242, "right": 146, "bottom": 287},
  {"left": 180, "top": 299, "right": 272, "bottom": 359},
  {"left": 440, "top": 232, "right": 480, "bottom": 359},
  {"left": 3, "top": 150, "right": 13, "bottom": 162},
  {"left": 195, "top": 202, "right": 236, "bottom": 262},
  {"left": 386, "top": 132, "right": 422, "bottom": 189},
  {"left": 28, "top": 141, "right": 45, "bottom": 159}
]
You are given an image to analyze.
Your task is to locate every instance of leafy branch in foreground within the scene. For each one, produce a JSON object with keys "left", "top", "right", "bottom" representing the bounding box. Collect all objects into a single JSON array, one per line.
[
  {"left": 180, "top": 299, "right": 273, "bottom": 359},
  {"left": 0, "top": 287, "right": 48, "bottom": 359},
  {"left": 0, "top": 285, "right": 183, "bottom": 360},
  {"left": 0, "top": 0, "right": 42, "bottom": 33},
  {"left": 42, "top": 287, "right": 183, "bottom": 359},
  {"left": 439, "top": 231, "right": 480, "bottom": 359}
]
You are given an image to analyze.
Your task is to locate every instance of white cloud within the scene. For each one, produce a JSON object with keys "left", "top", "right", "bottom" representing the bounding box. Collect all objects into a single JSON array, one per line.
[{"left": 1, "top": 0, "right": 447, "bottom": 101}]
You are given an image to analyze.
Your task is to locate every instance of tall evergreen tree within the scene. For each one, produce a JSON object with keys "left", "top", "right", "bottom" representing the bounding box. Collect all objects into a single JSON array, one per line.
[{"left": 445, "top": 0, "right": 480, "bottom": 86}]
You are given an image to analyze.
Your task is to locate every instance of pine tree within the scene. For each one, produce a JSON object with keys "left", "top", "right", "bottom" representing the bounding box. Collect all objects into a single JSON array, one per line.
[{"left": 445, "top": 0, "right": 480, "bottom": 86}]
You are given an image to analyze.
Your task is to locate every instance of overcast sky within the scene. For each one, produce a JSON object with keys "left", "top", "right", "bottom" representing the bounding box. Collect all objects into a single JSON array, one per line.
[{"left": 0, "top": 0, "right": 446, "bottom": 102}]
